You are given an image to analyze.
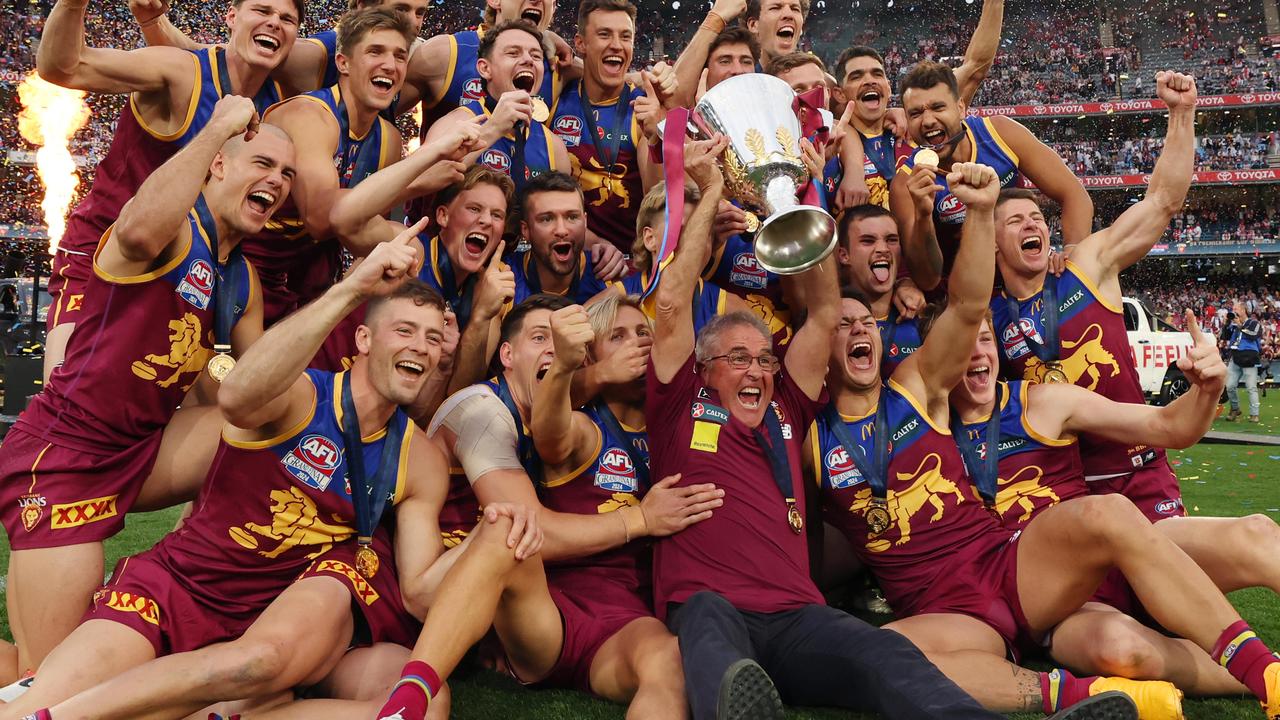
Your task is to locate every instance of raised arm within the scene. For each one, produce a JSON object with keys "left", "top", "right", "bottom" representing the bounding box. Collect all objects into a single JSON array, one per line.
[
  {"left": 1071, "top": 72, "right": 1197, "bottom": 304},
  {"left": 37, "top": 0, "right": 190, "bottom": 93},
  {"left": 651, "top": 135, "right": 730, "bottom": 383},
  {"left": 889, "top": 163, "right": 945, "bottom": 292},
  {"left": 128, "top": 0, "right": 207, "bottom": 50},
  {"left": 268, "top": 100, "right": 345, "bottom": 240},
  {"left": 1029, "top": 310, "right": 1222, "bottom": 450},
  {"left": 671, "top": 0, "right": 745, "bottom": 107},
  {"left": 783, "top": 255, "right": 840, "bottom": 401},
  {"left": 219, "top": 219, "right": 427, "bottom": 431},
  {"left": 531, "top": 305, "right": 597, "bottom": 467},
  {"left": 329, "top": 117, "right": 483, "bottom": 248},
  {"left": 445, "top": 243, "right": 514, "bottom": 394},
  {"left": 105, "top": 96, "right": 260, "bottom": 275},
  {"left": 954, "top": 0, "right": 1004, "bottom": 105},
  {"left": 893, "top": 163, "right": 999, "bottom": 418},
  {"left": 989, "top": 115, "right": 1093, "bottom": 246}
]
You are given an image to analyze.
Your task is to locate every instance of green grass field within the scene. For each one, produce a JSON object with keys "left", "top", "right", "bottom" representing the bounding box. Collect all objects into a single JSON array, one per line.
[{"left": 1, "top": 397, "right": 1278, "bottom": 719}]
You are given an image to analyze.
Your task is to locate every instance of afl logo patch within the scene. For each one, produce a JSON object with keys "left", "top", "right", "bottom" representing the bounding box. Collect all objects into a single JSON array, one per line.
[
  {"left": 176, "top": 259, "right": 215, "bottom": 310},
  {"left": 594, "top": 447, "right": 638, "bottom": 493},
  {"left": 481, "top": 149, "right": 511, "bottom": 173},
  {"left": 824, "top": 445, "right": 864, "bottom": 489},
  {"left": 282, "top": 434, "right": 343, "bottom": 491},
  {"left": 462, "top": 78, "right": 485, "bottom": 102},
  {"left": 553, "top": 115, "right": 582, "bottom": 144}
]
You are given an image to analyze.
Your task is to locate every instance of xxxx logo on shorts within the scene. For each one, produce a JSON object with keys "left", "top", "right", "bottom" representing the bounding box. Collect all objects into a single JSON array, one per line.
[
  {"left": 104, "top": 590, "right": 161, "bottom": 625},
  {"left": 312, "top": 559, "right": 380, "bottom": 605},
  {"left": 50, "top": 494, "right": 118, "bottom": 530},
  {"left": 690, "top": 401, "right": 729, "bottom": 424}
]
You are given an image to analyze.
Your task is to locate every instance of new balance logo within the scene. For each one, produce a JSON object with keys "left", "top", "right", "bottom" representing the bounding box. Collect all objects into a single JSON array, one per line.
[{"left": 378, "top": 709, "right": 407, "bottom": 720}]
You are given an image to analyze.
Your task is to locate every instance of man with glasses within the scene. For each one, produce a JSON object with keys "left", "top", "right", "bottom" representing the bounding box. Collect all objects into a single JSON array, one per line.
[{"left": 644, "top": 137, "right": 1027, "bottom": 720}]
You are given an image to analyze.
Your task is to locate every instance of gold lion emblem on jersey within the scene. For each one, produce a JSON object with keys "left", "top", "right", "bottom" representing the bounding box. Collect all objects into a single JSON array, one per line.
[
  {"left": 847, "top": 453, "right": 965, "bottom": 553},
  {"left": 995, "top": 464, "right": 1059, "bottom": 525},
  {"left": 572, "top": 155, "right": 633, "bottom": 209},
  {"left": 743, "top": 294, "right": 793, "bottom": 346},
  {"left": 130, "top": 312, "right": 213, "bottom": 389},
  {"left": 597, "top": 492, "right": 639, "bottom": 514},
  {"left": 1025, "top": 323, "right": 1119, "bottom": 390},
  {"left": 229, "top": 486, "right": 354, "bottom": 559}
]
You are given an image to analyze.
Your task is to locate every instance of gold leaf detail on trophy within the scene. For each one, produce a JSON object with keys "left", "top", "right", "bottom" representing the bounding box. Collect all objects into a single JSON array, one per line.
[
  {"left": 723, "top": 149, "right": 745, "bottom": 183},
  {"left": 745, "top": 128, "right": 768, "bottom": 164},
  {"left": 776, "top": 126, "right": 800, "bottom": 161}
]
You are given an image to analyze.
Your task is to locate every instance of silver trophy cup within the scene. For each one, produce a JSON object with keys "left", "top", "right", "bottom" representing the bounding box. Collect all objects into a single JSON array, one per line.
[{"left": 692, "top": 73, "right": 837, "bottom": 275}]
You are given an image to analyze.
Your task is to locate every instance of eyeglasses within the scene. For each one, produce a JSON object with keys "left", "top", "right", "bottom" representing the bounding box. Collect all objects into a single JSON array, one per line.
[{"left": 706, "top": 351, "right": 781, "bottom": 373}]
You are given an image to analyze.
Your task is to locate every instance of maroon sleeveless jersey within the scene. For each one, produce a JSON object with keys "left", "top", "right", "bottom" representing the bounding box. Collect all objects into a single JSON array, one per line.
[
  {"left": 149, "top": 370, "right": 412, "bottom": 613},
  {"left": 816, "top": 381, "right": 1014, "bottom": 617},
  {"left": 991, "top": 262, "right": 1166, "bottom": 477},
  {"left": 18, "top": 209, "right": 253, "bottom": 453},
  {"left": 956, "top": 381, "right": 1087, "bottom": 532}
]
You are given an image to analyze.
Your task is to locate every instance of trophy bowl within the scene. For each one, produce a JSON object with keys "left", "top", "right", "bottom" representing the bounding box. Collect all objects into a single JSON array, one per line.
[{"left": 692, "top": 73, "right": 837, "bottom": 275}]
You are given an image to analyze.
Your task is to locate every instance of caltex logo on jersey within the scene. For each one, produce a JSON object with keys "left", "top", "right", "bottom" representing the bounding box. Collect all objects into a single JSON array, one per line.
[
  {"left": 176, "top": 259, "right": 215, "bottom": 310},
  {"left": 283, "top": 434, "right": 342, "bottom": 491},
  {"left": 595, "top": 447, "right": 638, "bottom": 492},
  {"left": 730, "top": 252, "right": 768, "bottom": 289},
  {"left": 824, "top": 446, "right": 864, "bottom": 488},
  {"left": 481, "top": 149, "right": 511, "bottom": 173},
  {"left": 462, "top": 78, "right": 485, "bottom": 102},
  {"left": 553, "top": 116, "right": 582, "bottom": 145}
]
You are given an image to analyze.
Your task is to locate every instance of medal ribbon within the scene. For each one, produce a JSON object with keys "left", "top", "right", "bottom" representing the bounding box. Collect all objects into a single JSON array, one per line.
[
  {"left": 1006, "top": 272, "right": 1060, "bottom": 363},
  {"left": 820, "top": 399, "right": 889, "bottom": 501},
  {"left": 863, "top": 131, "right": 897, "bottom": 185},
  {"left": 192, "top": 195, "right": 244, "bottom": 353},
  {"left": 752, "top": 410, "right": 798, "bottom": 526},
  {"left": 213, "top": 47, "right": 276, "bottom": 114},
  {"left": 592, "top": 400, "right": 650, "bottom": 488},
  {"left": 881, "top": 305, "right": 900, "bottom": 358},
  {"left": 429, "top": 234, "right": 477, "bottom": 330},
  {"left": 640, "top": 107, "right": 690, "bottom": 303},
  {"left": 332, "top": 87, "right": 387, "bottom": 188},
  {"left": 495, "top": 375, "right": 543, "bottom": 483},
  {"left": 522, "top": 250, "right": 583, "bottom": 301},
  {"left": 949, "top": 382, "right": 1003, "bottom": 506},
  {"left": 578, "top": 81, "right": 630, "bottom": 172},
  {"left": 339, "top": 372, "right": 406, "bottom": 548}
]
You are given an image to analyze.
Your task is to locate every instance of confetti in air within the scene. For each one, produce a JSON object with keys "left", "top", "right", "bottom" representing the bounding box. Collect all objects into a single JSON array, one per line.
[{"left": 17, "top": 71, "right": 91, "bottom": 254}]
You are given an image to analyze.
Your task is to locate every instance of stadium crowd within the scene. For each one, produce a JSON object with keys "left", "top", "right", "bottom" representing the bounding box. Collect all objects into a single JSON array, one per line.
[
  {"left": 0, "top": 2, "right": 1277, "bottom": 720},
  {"left": 1052, "top": 130, "right": 1276, "bottom": 177}
]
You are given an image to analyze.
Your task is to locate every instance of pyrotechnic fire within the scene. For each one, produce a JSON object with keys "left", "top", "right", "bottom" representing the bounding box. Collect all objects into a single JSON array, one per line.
[
  {"left": 17, "top": 71, "right": 91, "bottom": 254},
  {"left": 405, "top": 103, "right": 424, "bottom": 154}
]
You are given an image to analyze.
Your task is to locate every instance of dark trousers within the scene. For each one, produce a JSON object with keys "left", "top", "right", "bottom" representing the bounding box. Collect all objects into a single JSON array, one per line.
[{"left": 667, "top": 591, "right": 1003, "bottom": 720}]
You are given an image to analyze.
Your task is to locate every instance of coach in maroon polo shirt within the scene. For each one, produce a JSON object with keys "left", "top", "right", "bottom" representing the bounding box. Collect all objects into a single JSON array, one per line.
[{"left": 645, "top": 136, "right": 1007, "bottom": 720}]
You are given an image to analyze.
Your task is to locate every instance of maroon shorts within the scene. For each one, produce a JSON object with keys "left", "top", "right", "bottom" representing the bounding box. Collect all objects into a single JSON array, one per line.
[
  {"left": 298, "top": 537, "right": 420, "bottom": 649},
  {"left": 1088, "top": 568, "right": 1139, "bottom": 616},
  {"left": 85, "top": 552, "right": 260, "bottom": 655},
  {"left": 47, "top": 248, "right": 92, "bottom": 329},
  {"left": 1088, "top": 460, "right": 1185, "bottom": 523},
  {"left": 0, "top": 427, "right": 162, "bottom": 550},
  {"left": 912, "top": 534, "right": 1040, "bottom": 662},
  {"left": 536, "top": 570, "right": 653, "bottom": 693}
]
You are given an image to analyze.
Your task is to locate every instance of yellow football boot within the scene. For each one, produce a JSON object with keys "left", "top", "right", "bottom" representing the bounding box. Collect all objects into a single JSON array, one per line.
[{"left": 1088, "top": 676, "right": 1184, "bottom": 720}]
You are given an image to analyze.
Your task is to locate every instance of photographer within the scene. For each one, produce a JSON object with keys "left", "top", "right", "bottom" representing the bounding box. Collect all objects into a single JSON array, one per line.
[{"left": 1222, "top": 300, "right": 1263, "bottom": 422}]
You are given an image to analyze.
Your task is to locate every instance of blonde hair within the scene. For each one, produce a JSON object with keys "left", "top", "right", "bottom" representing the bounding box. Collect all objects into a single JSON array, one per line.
[
  {"left": 632, "top": 181, "right": 702, "bottom": 273},
  {"left": 587, "top": 293, "right": 649, "bottom": 347}
]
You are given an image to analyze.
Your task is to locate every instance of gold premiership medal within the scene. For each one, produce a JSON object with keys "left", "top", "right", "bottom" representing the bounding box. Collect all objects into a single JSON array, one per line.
[
  {"left": 866, "top": 500, "right": 891, "bottom": 536},
  {"left": 787, "top": 500, "right": 803, "bottom": 534},
  {"left": 915, "top": 148, "right": 940, "bottom": 168},
  {"left": 207, "top": 352, "right": 236, "bottom": 383},
  {"left": 355, "top": 544, "right": 380, "bottom": 579},
  {"left": 743, "top": 212, "right": 760, "bottom": 234},
  {"left": 1043, "top": 361, "right": 1068, "bottom": 384},
  {"left": 531, "top": 96, "right": 550, "bottom": 124}
]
